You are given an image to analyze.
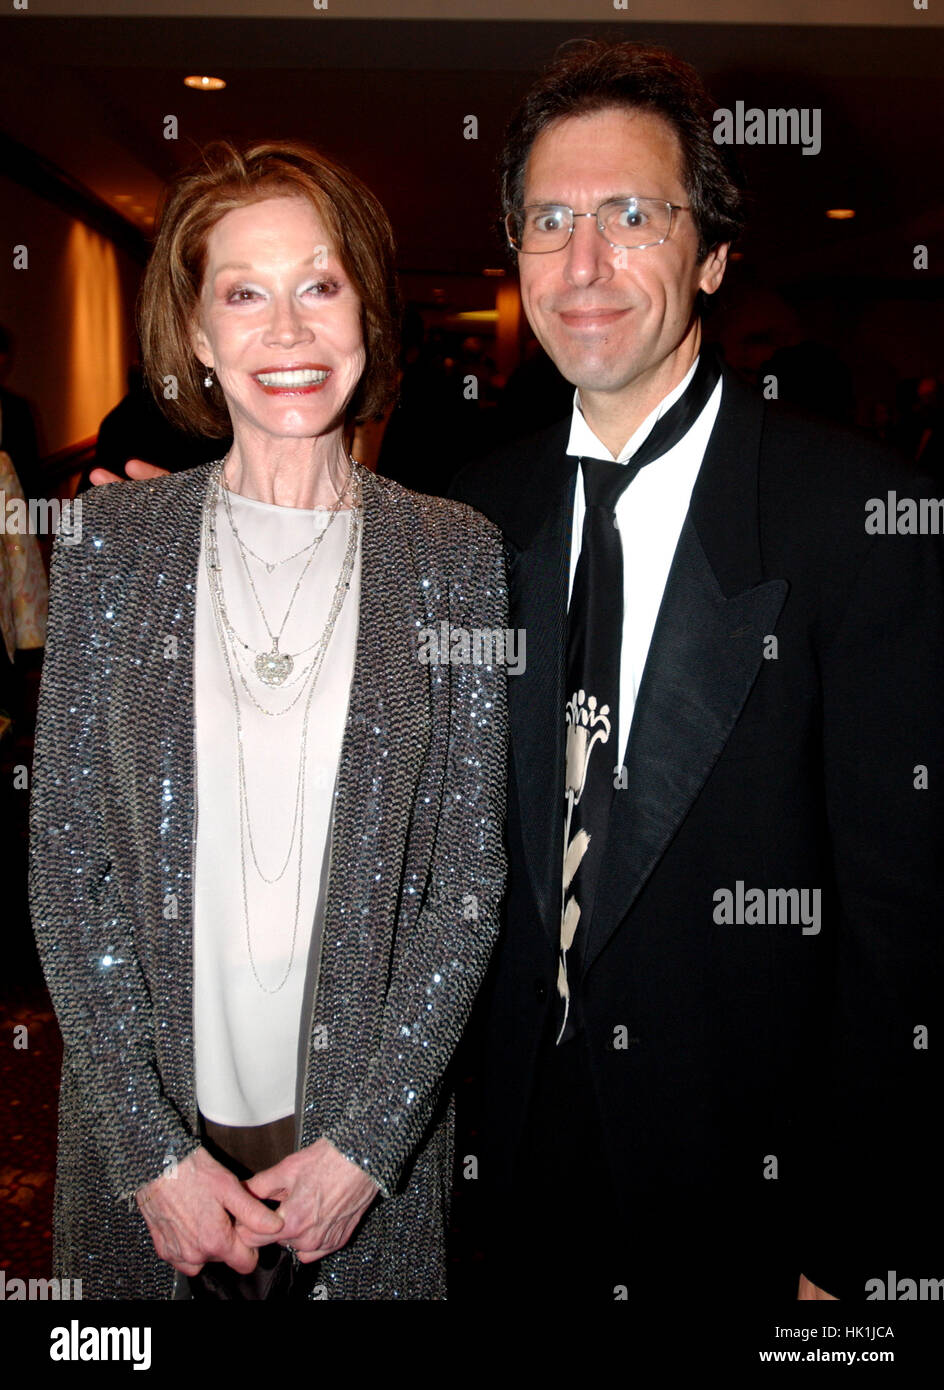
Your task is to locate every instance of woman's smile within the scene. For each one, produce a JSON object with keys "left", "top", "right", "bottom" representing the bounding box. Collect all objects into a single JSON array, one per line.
[{"left": 251, "top": 364, "right": 332, "bottom": 394}]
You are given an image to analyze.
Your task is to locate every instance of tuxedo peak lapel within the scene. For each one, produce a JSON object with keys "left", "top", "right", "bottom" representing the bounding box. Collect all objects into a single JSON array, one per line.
[
  {"left": 688, "top": 366, "right": 768, "bottom": 596},
  {"left": 506, "top": 438, "right": 578, "bottom": 940},
  {"left": 581, "top": 370, "right": 789, "bottom": 971}
]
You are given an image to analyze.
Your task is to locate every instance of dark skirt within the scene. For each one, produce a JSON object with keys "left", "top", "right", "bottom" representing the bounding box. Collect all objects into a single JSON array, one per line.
[{"left": 188, "top": 1113, "right": 320, "bottom": 1300}]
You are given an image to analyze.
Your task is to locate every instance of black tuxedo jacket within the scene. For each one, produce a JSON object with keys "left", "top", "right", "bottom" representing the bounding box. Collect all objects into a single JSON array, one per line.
[{"left": 452, "top": 365, "right": 944, "bottom": 1298}]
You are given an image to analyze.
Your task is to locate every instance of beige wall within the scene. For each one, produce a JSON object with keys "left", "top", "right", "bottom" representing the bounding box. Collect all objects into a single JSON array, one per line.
[{"left": 1, "top": 172, "right": 141, "bottom": 456}]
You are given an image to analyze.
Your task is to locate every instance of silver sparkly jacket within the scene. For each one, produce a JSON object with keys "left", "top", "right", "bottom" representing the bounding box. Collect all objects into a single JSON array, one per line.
[{"left": 29, "top": 462, "right": 508, "bottom": 1300}]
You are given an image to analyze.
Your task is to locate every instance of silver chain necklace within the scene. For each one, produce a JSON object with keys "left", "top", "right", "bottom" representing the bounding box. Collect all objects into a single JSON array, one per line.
[
  {"left": 218, "top": 454, "right": 352, "bottom": 687},
  {"left": 222, "top": 517, "right": 325, "bottom": 574},
  {"left": 202, "top": 458, "right": 363, "bottom": 992},
  {"left": 206, "top": 488, "right": 358, "bottom": 720},
  {"left": 207, "top": 485, "right": 359, "bottom": 880}
]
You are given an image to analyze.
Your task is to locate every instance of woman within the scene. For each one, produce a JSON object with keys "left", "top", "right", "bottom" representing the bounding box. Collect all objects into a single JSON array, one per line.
[{"left": 28, "top": 140, "right": 508, "bottom": 1300}]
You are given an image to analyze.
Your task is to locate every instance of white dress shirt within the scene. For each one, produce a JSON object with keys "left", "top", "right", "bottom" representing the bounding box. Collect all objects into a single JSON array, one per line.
[{"left": 566, "top": 356, "right": 723, "bottom": 768}]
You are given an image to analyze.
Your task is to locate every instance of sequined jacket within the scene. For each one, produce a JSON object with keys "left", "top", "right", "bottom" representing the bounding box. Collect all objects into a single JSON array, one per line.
[{"left": 29, "top": 462, "right": 508, "bottom": 1300}]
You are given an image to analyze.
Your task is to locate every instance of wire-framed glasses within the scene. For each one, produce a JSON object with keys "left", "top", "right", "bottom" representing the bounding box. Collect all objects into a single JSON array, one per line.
[{"left": 504, "top": 197, "right": 688, "bottom": 253}]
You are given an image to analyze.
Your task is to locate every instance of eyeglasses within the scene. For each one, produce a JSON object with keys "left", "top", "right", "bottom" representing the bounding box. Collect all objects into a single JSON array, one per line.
[{"left": 504, "top": 197, "right": 689, "bottom": 254}]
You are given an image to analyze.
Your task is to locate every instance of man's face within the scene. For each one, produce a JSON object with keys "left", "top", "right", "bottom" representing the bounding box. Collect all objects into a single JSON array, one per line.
[{"left": 516, "top": 107, "right": 727, "bottom": 397}]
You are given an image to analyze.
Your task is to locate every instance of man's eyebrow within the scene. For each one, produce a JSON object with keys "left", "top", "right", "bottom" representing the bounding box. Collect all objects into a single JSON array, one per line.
[{"left": 523, "top": 192, "right": 645, "bottom": 205}]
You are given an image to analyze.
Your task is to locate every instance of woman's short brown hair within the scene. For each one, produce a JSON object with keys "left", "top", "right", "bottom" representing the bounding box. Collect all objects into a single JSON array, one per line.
[{"left": 137, "top": 139, "right": 400, "bottom": 438}]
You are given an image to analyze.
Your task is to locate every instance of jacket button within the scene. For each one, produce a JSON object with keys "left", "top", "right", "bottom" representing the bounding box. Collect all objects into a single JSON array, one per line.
[{"left": 534, "top": 980, "right": 548, "bottom": 1002}]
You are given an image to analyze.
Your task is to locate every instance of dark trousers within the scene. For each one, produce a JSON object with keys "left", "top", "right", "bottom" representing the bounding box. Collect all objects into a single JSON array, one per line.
[
  {"left": 508, "top": 1022, "right": 636, "bottom": 1301},
  {"left": 503, "top": 1017, "right": 799, "bottom": 1302}
]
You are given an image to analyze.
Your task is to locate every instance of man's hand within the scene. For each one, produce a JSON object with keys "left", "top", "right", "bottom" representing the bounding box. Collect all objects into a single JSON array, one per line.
[
  {"left": 798, "top": 1273, "right": 838, "bottom": 1299},
  {"left": 89, "top": 459, "right": 169, "bottom": 486},
  {"left": 238, "top": 1137, "right": 379, "bottom": 1263},
  {"left": 135, "top": 1144, "right": 284, "bottom": 1278}
]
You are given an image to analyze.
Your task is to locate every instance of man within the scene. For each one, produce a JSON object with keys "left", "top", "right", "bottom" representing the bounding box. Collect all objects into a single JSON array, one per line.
[{"left": 451, "top": 41, "right": 942, "bottom": 1301}]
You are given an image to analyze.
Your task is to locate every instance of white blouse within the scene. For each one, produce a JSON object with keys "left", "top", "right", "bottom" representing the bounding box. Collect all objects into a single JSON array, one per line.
[{"left": 193, "top": 486, "right": 360, "bottom": 1127}]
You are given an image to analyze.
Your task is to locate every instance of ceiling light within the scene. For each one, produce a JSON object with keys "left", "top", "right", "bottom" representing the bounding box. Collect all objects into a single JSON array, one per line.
[{"left": 184, "top": 75, "right": 226, "bottom": 91}]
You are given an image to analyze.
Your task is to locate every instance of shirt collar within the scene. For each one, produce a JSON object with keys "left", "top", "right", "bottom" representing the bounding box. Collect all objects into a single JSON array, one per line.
[{"left": 565, "top": 354, "right": 700, "bottom": 463}]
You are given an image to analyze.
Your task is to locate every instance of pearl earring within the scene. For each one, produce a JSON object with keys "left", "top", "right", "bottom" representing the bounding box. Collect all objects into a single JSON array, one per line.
[{"left": 203, "top": 367, "right": 215, "bottom": 389}]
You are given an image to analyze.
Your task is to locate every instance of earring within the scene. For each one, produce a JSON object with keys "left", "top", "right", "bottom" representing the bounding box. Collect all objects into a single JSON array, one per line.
[{"left": 203, "top": 367, "right": 215, "bottom": 389}]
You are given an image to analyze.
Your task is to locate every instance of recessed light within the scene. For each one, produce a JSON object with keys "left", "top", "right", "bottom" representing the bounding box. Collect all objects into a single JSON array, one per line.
[
  {"left": 826, "top": 208, "right": 855, "bottom": 220},
  {"left": 184, "top": 75, "right": 226, "bottom": 91}
]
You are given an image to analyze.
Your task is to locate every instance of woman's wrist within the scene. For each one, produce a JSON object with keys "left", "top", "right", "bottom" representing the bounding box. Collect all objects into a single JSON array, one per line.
[{"left": 135, "top": 1142, "right": 205, "bottom": 1206}]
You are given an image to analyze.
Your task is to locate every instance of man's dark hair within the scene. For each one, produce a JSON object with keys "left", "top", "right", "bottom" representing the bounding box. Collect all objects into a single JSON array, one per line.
[{"left": 500, "top": 40, "right": 746, "bottom": 262}]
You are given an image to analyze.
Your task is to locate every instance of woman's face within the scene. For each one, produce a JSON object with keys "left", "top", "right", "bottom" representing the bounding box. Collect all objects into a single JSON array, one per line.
[{"left": 190, "top": 194, "right": 366, "bottom": 443}]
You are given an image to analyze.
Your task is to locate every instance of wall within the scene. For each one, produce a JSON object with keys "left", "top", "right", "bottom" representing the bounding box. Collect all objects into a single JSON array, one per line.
[{"left": 1, "top": 171, "right": 141, "bottom": 457}]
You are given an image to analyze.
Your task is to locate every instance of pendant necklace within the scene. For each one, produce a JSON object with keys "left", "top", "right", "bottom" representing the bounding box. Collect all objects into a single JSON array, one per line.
[
  {"left": 201, "top": 458, "right": 364, "bottom": 992},
  {"left": 219, "top": 454, "right": 351, "bottom": 687}
]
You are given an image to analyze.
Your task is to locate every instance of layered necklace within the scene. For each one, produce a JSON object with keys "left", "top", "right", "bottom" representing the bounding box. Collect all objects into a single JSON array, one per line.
[
  {"left": 202, "top": 454, "right": 363, "bottom": 993},
  {"left": 216, "top": 461, "right": 348, "bottom": 691}
]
